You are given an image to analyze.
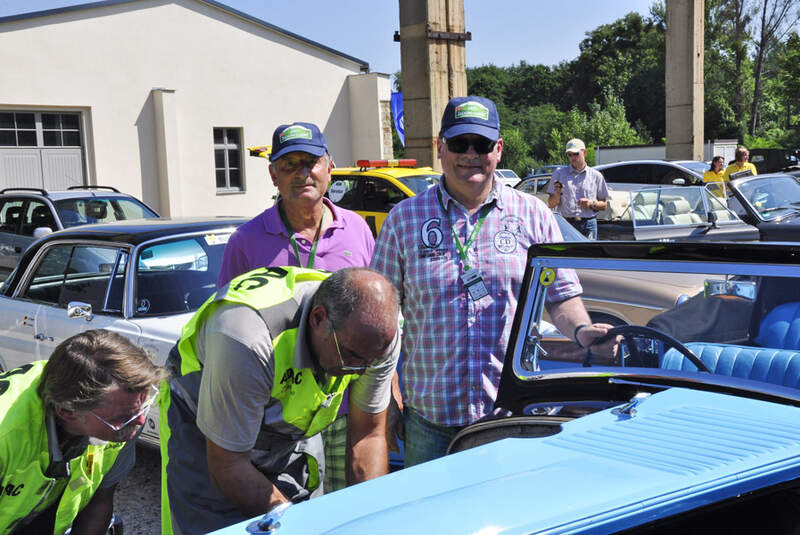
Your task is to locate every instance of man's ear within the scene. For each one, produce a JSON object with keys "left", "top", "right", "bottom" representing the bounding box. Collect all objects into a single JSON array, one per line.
[
  {"left": 308, "top": 305, "right": 328, "bottom": 330},
  {"left": 55, "top": 407, "right": 79, "bottom": 423},
  {"left": 268, "top": 164, "right": 278, "bottom": 186}
]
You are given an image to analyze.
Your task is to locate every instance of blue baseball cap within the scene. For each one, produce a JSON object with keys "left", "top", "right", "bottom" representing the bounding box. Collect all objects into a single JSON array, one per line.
[
  {"left": 269, "top": 122, "right": 328, "bottom": 162},
  {"left": 440, "top": 96, "right": 500, "bottom": 141}
]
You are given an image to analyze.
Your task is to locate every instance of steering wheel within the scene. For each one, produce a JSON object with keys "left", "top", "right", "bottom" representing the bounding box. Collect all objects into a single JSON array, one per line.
[{"left": 591, "top": 325, "right": 711, "bottom": 373}]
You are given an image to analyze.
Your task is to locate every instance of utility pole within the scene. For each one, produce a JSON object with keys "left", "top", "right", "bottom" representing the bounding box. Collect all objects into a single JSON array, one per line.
[
  {"left": 397, "top": 0, "right": 469, "bottom": 169},
  {"left": 665, "top": 0, "right": 704, "bottom": 161}
]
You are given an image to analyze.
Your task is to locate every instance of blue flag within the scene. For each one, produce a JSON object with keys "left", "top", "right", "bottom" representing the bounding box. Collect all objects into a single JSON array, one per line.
[{"left": 390, "top": 92, "right": 405, "bottom": 146}]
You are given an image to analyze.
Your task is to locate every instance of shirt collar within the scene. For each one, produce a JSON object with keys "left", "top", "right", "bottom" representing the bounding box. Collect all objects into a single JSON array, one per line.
[
  {"left": 263, "top": 198, "right": 344, "bottom": 237},
  {"left": 45, "top": 410, "right": 90, "bottom": 479},
  {"left": 437, "top": 175, "right": 505, "bottom": 212}
]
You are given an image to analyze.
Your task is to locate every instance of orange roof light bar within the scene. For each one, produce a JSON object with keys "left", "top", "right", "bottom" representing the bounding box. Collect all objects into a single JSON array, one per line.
[{"left": 356, "top": 159, "right": 417, "bottom": 168}]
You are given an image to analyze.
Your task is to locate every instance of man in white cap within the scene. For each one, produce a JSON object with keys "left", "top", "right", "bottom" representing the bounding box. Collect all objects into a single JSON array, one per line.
[{"left": 547, "top": 138, "right": 608, "bottom": 239}]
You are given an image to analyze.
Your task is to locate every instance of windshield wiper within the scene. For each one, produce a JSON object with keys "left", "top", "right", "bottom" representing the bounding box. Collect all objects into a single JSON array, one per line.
[{"left": 759, "top": 203, "right": 800, "bottom": 214}]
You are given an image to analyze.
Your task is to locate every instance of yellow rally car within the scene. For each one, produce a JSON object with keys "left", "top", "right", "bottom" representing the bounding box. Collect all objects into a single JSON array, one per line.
[
  {"left": 329, "top": 159, "right": 439, "bottom": 236},
  {"left": 248, "top": 146, "right": 439, "bottom": 236}
]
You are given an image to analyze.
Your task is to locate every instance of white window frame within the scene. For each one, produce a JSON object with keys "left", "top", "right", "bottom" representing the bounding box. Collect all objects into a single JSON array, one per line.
[{"left": 213, "top": 127, "right": 244, "bottom": 194}]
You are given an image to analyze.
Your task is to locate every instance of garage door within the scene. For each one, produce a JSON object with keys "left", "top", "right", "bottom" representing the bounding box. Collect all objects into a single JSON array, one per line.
[{"left": 0, "top": 111, "right": 85, "bottom": 191}]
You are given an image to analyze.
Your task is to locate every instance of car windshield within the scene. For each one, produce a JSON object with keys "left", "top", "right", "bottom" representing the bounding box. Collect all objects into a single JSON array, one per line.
[
  {"left": 54, "top": 197, "right": 157, "bottom": 228},
  {"left": 629, "top": 186, "right": 737, "bottom": 227},
  {"left": 399, "top": 174, "right": 440, "bottom": 195},
  {"left": 736, "top": 175, "right": 800, "bottom": 220},
  {"left": 134, "top": 231, "right": 232, "bottom": 316},
  {"left": 512, "top": 243, "right": 800, "bottom": 402}
]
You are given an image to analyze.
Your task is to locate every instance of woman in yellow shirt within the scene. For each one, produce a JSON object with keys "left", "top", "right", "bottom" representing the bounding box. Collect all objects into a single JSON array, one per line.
[{"left": 703, "top": 156, "right": 727, "bottom": 197}]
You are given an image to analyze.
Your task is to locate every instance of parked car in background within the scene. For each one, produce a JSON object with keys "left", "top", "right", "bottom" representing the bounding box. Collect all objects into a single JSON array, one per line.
[
  {"left": 670, "top": 159, "right": 710, "bottom": 176},
  {"left": 514, "top": 172, "right": 553, "bottom": 203},
  {"left": 726, "top": 173, "right": 800, "bottom": 241},
  {"left": 214, "top": 241, "right": 800, "bottom": 535},
  {"left": 0, "top": 217, "right": 246, "bottom": 447},
  {"left": 493, "top": 168, "right": 520, "bottom": 187},
  {"left": 328, "top": 159, "right": 440, "bottom": 236},
  {"left": 0, "top": 186, "right": 158, "bottom": 278},
  {"left": 596, "top": 160, "right": 703, "bottom": 186},
  {"left": 748, "top": 148, "right": 800, "bottom": 175},
  {"left": 534, "top": 164, "right": 562, "bottom": 175},
  {"left": 597, "top": 185, "right": 759, "bottom": 242},
  {"left": 552, "top": 212, "right": 704, "bottom": 326}
]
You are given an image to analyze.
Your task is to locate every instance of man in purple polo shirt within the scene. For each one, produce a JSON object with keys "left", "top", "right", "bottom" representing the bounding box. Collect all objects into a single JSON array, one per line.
[
  {"left": 217, "top": 121, "right": 375, "bottom": 492},
  {"left": 218, "top": 122, "right": 374, "bottom": 287}
]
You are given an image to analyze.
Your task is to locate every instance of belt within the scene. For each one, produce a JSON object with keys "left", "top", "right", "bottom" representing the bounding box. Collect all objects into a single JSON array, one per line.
[{"left": 564, "top": 216, "right": 596, "bottom": 222}]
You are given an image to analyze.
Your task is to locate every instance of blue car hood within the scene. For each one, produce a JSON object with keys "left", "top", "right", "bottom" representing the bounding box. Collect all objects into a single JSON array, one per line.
[{"left": 212, "top": 387, "right": 800, "bottom": 535}]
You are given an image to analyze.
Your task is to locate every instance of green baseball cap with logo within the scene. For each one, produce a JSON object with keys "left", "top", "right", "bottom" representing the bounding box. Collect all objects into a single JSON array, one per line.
[
  {"left": 269, "top": 122, "right": 328, "bottom": 161},
  {"left": 440, "top": 96, "right": 500, "bottom": 141}
]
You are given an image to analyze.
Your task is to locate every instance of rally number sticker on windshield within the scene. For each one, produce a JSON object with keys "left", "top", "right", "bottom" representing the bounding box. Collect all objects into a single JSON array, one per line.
[
  {"left": 329, "top": 181, "right": 348, "bottom": 203},
  {"left": 539, "top": 268, "right": 556, "bottom": 286},
  {"left": 204, "top": 233, "right": 232, "bottom": 246}
]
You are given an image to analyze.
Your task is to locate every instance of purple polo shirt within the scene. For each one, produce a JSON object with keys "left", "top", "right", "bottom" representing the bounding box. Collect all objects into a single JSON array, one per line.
[{"left": 217, "top": 198, "right": 375, "bottom": 288}]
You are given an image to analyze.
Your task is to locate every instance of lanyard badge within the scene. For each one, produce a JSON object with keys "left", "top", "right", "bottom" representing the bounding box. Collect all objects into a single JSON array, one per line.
[
  {"left": 461, "top": 267, "right": 489, "bottom": 301},
  {"left": 437, "top": 188, "right": 492, "bottom": 302}
]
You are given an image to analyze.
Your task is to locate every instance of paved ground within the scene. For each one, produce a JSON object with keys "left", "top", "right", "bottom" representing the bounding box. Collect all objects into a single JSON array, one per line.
[{"left": 116, "top": 444, "right": 161, "bottom": 535}]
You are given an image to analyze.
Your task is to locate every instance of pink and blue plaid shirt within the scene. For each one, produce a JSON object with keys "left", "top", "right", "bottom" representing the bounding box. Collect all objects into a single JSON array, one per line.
[{"left": 371, "top": 179, "right": 582, "bottom": 426}]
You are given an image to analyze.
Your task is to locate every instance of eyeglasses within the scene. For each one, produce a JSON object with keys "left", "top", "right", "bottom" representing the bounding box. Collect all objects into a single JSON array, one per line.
[
  {"left": 567, "top": 151, "right": 582, "bottom": 157},
  {"left": 445, "top": 136, "right": 496, "bottom": 155},
  {"left": 331, "top": 326, "right": 371, "bottom": 373},
  {"left": 90, "top": 385, "right": 159, "bottom": 432},
  {"left": 277, "top": 154, "right": 323, "bottom": 173}
]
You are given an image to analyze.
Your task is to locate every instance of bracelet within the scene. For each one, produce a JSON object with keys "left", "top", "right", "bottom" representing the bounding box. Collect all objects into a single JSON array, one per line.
[{"left": 573, "top": 323, "right": 590, "bottom": 348}]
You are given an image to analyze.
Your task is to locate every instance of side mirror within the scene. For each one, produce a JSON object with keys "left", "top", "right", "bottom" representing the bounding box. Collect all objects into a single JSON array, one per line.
[
  {"left": 33, "top": 227, "right": 53, "bottom": 239},
  {"left": 671, "top": 178, "right": 686, "bottom": 186},
  {"left": 67, "top": 301, "right": 93, "bottom": 322},
  {"left": 707, "top": 211, "right": 718, "bottom": 229}
]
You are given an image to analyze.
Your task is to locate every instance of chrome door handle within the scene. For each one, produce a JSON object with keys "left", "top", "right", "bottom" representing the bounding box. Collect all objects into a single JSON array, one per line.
[{"left": 34, "top": 333, "right": 54, "bottom": 341}]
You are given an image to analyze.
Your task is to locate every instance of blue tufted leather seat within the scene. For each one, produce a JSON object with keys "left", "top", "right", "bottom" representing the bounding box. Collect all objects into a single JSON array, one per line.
[
  {"left": 752, "top": 301, "right": 800, "bottom": 350},
  {"left": 661, "top": 343, "right": 800, "bottom": 389}
]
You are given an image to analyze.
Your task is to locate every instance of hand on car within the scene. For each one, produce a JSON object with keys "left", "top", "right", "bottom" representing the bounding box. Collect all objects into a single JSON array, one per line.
[{"left": 576, "top": 323, "right": 621, "bottom": 364}]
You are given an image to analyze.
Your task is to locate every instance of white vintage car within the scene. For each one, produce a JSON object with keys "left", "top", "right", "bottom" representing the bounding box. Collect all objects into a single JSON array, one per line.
[{"left": 0, "top": 217, "right": 246, "bottom": 447}]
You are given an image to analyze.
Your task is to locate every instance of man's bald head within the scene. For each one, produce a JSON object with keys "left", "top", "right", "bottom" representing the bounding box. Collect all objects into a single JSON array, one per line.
[{"left": 312, "top": 268, "right": 399, "bottom": 340}]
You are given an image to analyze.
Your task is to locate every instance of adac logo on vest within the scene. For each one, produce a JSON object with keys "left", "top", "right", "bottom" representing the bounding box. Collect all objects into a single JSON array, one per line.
[
  {"left": 279, "top": 368, "right": 303, "bottom": 387},
  {"left": 2, "top": 482, "right": 24, "bottom": 496}
]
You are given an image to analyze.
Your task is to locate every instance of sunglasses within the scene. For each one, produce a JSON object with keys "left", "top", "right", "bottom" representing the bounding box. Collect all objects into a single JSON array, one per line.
[
  {"left": 445, "top": 136, "right": 496, "bottom": 154},
  {"left": 331, "top": 325, "right": 372, "bottom": 373},
  {"left": 90, "top": 385, "right": 159, "bottom": 432}
]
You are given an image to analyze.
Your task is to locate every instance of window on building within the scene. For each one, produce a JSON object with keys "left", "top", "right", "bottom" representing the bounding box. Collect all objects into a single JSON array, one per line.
[
  {"left": 0, "top": 111, "right": 81, "bottom": 147},
  {"left": 214, "top": 128, "right": 243, "bottom": 192}
]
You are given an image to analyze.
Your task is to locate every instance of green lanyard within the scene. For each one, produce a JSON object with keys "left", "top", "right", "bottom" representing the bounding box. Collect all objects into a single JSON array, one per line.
[
  {"left": 279, "top": 202, "right": 325, "bottom": 269},
  {"left": 436, "top": 188, "right": 493, "bottom": 271}
]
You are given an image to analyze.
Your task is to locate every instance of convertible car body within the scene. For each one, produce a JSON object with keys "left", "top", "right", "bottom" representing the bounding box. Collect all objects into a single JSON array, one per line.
[{"left": 214, "top": 241, "right": 800, "bottom": 535}]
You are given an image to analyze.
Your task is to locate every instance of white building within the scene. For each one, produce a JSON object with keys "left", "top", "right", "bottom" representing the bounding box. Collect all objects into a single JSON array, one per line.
[{"left": 0, "top": 0, "right": 393, "bottom": 216}]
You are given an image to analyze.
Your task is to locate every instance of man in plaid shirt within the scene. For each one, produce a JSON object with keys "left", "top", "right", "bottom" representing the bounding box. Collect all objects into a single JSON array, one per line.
[{"left": 371, "top": 96, "right": 613, "bottom": 466}]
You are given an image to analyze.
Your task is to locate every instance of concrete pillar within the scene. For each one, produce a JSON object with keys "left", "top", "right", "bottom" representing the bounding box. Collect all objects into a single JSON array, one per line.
[
  {"left": 398, "top": 0, "right": 467, "bottom": 170},
  {"left": 665, "top": 0, "right": 704, "bottom": 161},
  {"left": 151, "top": 88, "right": 181, "bottom": 216}
]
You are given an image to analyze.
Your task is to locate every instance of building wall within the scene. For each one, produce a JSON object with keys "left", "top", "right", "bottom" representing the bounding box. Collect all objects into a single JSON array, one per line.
[
  {"left": 346, "top": 72, "right": 392, "bottom": 163},
  {"left": 0, "top": 0, "right": 377, "bottom": 217}
]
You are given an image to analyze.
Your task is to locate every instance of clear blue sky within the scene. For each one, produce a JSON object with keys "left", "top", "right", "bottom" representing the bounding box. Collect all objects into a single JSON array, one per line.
[{"left": 0, "top": 0, "right": 657, "bottom": 74}]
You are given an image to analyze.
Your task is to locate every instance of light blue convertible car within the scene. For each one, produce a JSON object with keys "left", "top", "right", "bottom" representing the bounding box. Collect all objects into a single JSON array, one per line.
[{"left": 214, "top": 241, "right": 800, "bottom": 535}]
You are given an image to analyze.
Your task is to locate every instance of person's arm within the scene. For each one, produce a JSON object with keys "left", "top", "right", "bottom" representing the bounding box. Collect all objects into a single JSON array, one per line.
[
  {"left": 591, "top": 199, "right": 607, "bottom": 211},
  {"left": 546, "top": 296, "right": 611, "bottom": 350},
  {"left": 206, "top": 438, "right": 288, "bottom": 515},
  {"left": 346, "top": 403, "right": 388, "bottom": 485},
  {"left": 70, "top": 485, "right": 115, "bottom": 535},
  {"left": 547, "top": 182, "right": 562, "bottom": 209}
]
